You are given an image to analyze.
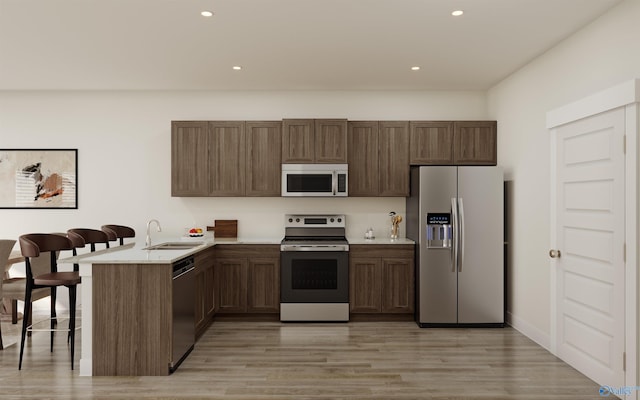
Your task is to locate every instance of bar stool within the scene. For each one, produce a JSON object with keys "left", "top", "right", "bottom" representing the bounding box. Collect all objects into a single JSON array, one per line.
[
  {"left": 67, "top": 228, "right": 110, "bottom": 253},
  {"left": 101, "top": 224, "right": 135, "bottom": 246},
  {"left": 18, "top": 233, "right": 81, "bottom": 370}
]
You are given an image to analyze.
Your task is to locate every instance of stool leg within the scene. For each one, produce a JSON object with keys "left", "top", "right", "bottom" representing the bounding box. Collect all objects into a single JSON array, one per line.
[
  {"left": 50, "top": 287, "right": 57, "bottom": 352},
  {"left": 11, "top": 299, "right": 18, "bottom": 324},
  {"left": 19, "top": 285, "right": 33, "bottom": 370},
  {"left": 51, "top": 287, "right": 57, "bottom": 327},
  {"left": 68, "top": 285, "right": 77, "bottom": 370}
]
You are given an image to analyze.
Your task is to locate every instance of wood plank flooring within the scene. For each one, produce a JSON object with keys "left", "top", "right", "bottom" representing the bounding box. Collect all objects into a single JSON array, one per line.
[{"left": 0, "top": 321, "right": 603, "bottom": 399}]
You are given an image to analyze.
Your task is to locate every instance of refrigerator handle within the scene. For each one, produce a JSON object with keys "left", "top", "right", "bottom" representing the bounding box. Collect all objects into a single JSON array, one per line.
[
  {"left": 458, "top": 197, "right": 465, "bottom": 272},
  {"left": 451, "top": 197, "right": 458, "bottom": 272}
]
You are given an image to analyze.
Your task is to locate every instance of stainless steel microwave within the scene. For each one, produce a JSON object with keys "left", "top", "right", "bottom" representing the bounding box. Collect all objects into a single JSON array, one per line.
[{"left": 281, "top": 164, "right": 348, "bottom": 197}]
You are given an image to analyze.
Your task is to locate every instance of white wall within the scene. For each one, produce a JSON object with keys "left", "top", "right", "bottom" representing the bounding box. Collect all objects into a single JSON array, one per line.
[
  {"left": 488, "top": 0, "right": 640, "bottom": 348},
  {"left": 0, "top": 90, "right": 487, "bottom": 247}
]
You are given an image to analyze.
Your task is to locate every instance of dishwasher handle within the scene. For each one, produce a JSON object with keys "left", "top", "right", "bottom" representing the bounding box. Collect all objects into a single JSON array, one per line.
[{"left": 173, "top": 257, "right": 194, "bottom": 279}]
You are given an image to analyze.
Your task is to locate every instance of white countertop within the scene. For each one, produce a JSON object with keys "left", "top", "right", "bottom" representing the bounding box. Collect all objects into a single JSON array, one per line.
[
  {"left": 58, "top": 240, "right": 215, "bottom": 265},
  {"left": 58, "top": 237, "right": 283, "bottom": 265},
  {"left": 347, "top": 237, "right": 415, "bottom": 245},
  {"left": 212, "top": 238, "right": 281, "bottom": 245},
  {"left": 58, "top": 236, "right": 413, "bottom": 266}
]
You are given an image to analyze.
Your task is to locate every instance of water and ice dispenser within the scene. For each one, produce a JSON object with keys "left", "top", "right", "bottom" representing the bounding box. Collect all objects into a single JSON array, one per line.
[{"left": 426, "top": 213, "right": 452, "bottom": 248}]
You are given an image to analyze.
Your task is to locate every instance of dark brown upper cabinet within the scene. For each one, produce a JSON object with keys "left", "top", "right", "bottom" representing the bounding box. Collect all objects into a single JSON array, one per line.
[
  {"left": 410, "top": 121, "right": 497, "bottom": 166},
  {"left": 348, "top": 121, "right": 409, "bottom": 197},
  {"left": 409, "top": 121, "right": 454, "bottom": 165},
  {"left": 245, "top": 121, "right": 282, "bottom": 196},
  {"left": 208, "top": 121, "right": 246, "bottom": 196},
  {"left": 171, "top": 121, "right": 210, "bottom": 196},
  {"left": 282, "top": 119, "right": 347, "bottom": 163},
  {"left": 453, "top": 121, "right": 497, "bottom": 165},
  {"left": 378, "top": 121, "right": 409, "bottom": 196},
  {"left": 347, "top": 121, "right": 379, "bottom": 196},
  {"left": 172, "top": 121, "right": 281, "bottom": 197}
]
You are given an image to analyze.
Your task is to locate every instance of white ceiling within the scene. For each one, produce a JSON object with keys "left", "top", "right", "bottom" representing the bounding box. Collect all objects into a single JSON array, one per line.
[{"left": 0, "top": 0, "right": 623, "bottom": 91}]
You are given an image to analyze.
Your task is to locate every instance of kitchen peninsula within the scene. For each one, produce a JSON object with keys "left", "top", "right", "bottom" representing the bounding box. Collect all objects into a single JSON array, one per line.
[
  {"left": 59, "top": 235, "right": 414, "bottom": 377},
  {"left": 59, "top": 239, "right": 217, "bottom": 377}
]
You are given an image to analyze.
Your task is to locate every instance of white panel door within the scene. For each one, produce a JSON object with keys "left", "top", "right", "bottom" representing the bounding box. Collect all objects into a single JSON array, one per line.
[{"left": 552, "top": 107, "right": 625, "bottom": 389}]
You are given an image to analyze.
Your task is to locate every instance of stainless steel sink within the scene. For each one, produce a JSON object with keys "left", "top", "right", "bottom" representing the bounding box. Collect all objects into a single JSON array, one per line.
[{"left": 144, "top": 242, "right": 204, "bottom": 250}]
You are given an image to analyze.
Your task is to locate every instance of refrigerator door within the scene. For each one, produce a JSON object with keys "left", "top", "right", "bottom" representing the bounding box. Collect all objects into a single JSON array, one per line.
[
  {"left": 457, "top": 167, "right": 504, "bottom": 324},
  {"left": 416, "top": 166, "right": 458, "bottom": 324}
]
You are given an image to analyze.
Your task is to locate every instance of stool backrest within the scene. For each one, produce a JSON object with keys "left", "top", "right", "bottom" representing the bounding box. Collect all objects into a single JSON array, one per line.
[
  {"left": 67, "top": 228, "right": 110, "bottom": 252},
  {"left": 19, "top": 234, "right": 73, "bottom": 258},
  {"left": 19, "top": 234, "right": 73, "bottom": 279},
  {"left": 101, "top": 225, "right": 135, "bottom": 245}
]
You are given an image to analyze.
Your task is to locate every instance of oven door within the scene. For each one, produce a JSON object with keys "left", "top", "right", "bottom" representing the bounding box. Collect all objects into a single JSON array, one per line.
[{"left": 280, "top": 251, "right": 348, "bottom": 303}]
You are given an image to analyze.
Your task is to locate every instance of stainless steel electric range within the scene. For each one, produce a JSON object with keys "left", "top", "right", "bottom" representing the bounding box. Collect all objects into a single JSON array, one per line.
[{"left": 280, "top": 214, "right": 349, "bottom": 322}]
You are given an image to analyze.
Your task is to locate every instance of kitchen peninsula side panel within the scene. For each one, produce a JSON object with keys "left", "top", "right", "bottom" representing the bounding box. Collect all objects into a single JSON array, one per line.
[{"left": 92, "top": 263, "right": 172, "bottom": 376}]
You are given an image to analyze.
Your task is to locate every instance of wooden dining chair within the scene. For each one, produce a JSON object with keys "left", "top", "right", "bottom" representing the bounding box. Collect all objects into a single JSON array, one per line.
[
  {"left": 18, "top": 233, "right": 81, "bottom": 370},
  {"left": 0, "top": 239, "right": 17, "bottom": 350}
]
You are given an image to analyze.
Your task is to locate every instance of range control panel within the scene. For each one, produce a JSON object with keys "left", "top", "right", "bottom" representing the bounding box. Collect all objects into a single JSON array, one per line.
[{"left": 284, "top": 214, "right": 346, "bottom": 228}]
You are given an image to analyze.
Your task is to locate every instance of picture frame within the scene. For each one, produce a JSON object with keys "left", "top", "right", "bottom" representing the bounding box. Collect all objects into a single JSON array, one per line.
[{"left": 0, "top": 149, "right": 78, "bottom": 209}]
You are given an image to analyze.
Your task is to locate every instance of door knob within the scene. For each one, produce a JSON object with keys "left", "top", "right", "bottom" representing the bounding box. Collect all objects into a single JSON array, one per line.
[{"left": 549, "top": 249, "right": 561, "bottom": 258}]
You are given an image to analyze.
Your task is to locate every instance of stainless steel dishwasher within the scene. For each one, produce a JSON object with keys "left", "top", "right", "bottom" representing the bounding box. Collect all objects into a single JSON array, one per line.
[{"left": 170, "top": 256, "right": 195, "bottom": 373}]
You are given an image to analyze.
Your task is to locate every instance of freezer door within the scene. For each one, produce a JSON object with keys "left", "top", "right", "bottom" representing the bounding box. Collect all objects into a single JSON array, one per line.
[
  {"left": 457, "top": 167, "right": 504, "bottom": 324},
  {"left": 417, "top": 166, "right": 458, "bottom": 324}
]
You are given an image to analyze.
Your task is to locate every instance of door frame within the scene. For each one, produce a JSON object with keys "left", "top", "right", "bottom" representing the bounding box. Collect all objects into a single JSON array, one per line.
[{"left": 547, "top": 79, "right": 639, "bottom": 394}]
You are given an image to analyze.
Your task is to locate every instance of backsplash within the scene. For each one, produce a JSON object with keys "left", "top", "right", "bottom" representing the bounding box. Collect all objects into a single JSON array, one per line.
[{"left": 163, "top": 196, "right": 406, "bottom": 241}]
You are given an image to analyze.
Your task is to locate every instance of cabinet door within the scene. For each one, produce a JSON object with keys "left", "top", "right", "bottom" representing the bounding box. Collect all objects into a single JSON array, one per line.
[
  {"left": 379, "top": 121, "right": 410, "bottom": 196},
  {"left": 453, "top": 121, "right": 497, "bottom": 165},
  {"left": 347, "top": 121, "right": 379, "bottom": 196},
  {"left": 349, "top": 257, "right": 382, "bottom": 313},
  {"left": 381, "top": 258, "right": 415, "bottom": 313},
  {"left": 315, "top": 119, "right": 348, "bottom": 163},
  {"left": 246, "top": 121, "right": 282, "bottom": 196},
  {"left": 205, "top": 263, "right": 215, "bottom": 317},
  {"left": 215, "top": 257, "right": 248, "bottom": 313},
  {"left": 409, "top": 121, "right": 454, "bottom": 165},
  {"left": 171, "top": 121, "right": 209, "bottom": 196},
  {"left": 194, "top": 269, "right": 206, "bottom": 337},
  {"left": 247, "top": 257, "right": 280, "bottom": 313},
  {"left": 282, "top": 119, "right": 314, "bottom": 163},
  {"left": 208, "top": 121, "right": 246, "bottom": 196}
]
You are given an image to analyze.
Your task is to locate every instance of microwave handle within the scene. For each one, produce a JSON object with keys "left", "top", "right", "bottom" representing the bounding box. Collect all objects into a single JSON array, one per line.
[{"left": 332, "top": 171, "right": 337, "bottom": 195}]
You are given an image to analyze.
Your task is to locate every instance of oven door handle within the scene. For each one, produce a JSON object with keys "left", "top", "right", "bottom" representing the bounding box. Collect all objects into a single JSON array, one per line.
[{"left": 281, "top": 244, "right": 349, "bottom": 252}]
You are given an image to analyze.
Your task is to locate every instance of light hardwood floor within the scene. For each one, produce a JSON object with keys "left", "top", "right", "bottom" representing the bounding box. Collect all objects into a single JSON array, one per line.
[{"left": 0, "top": 321, "right": 603, "bottom": 399}]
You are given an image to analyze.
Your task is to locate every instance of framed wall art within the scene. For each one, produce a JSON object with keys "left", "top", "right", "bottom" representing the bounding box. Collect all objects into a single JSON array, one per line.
[{"left": 0, "top": 149, "right": 78, "bottom": 209}]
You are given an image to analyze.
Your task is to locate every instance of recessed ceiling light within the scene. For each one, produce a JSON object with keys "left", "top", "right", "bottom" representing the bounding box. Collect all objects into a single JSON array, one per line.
[
  {"left": 201, "top": 11, "right": 214, "bottom": 17},
  {"left": 232, "top": 66, "right": 242, "bottom": 71},
  {"left": 451, "top": 10, "right": 464, "bottom": 16},
  {"left": 411, "top": 66, "right": 420, "bottom": 71}
]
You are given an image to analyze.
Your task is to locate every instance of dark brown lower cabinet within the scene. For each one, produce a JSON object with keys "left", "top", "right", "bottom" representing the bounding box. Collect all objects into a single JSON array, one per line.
[
  {"left": 215, "top": 245, "right": 280, "bottom": 314},
  {"left": 349, "top": 244, "right": 415, "bottom": 315},
  {"left": 195, "top": 246, "right": 216, "bottom": 339}
]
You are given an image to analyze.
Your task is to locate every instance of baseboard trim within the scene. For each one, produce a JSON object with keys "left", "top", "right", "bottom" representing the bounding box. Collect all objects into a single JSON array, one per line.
[{"left": 506, "top": 311, "right": 551, "bottom": 351}]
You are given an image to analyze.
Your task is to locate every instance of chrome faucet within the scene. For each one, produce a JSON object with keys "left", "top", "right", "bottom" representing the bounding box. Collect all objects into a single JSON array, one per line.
[{"left": 145, "top": 219, "right": 162, "bottom": 247}]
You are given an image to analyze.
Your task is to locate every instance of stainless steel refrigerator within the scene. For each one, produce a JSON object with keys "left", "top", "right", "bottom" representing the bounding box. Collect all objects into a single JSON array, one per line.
[{"left": 406, "top": 166, "right": 504, "bottom": 327}]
